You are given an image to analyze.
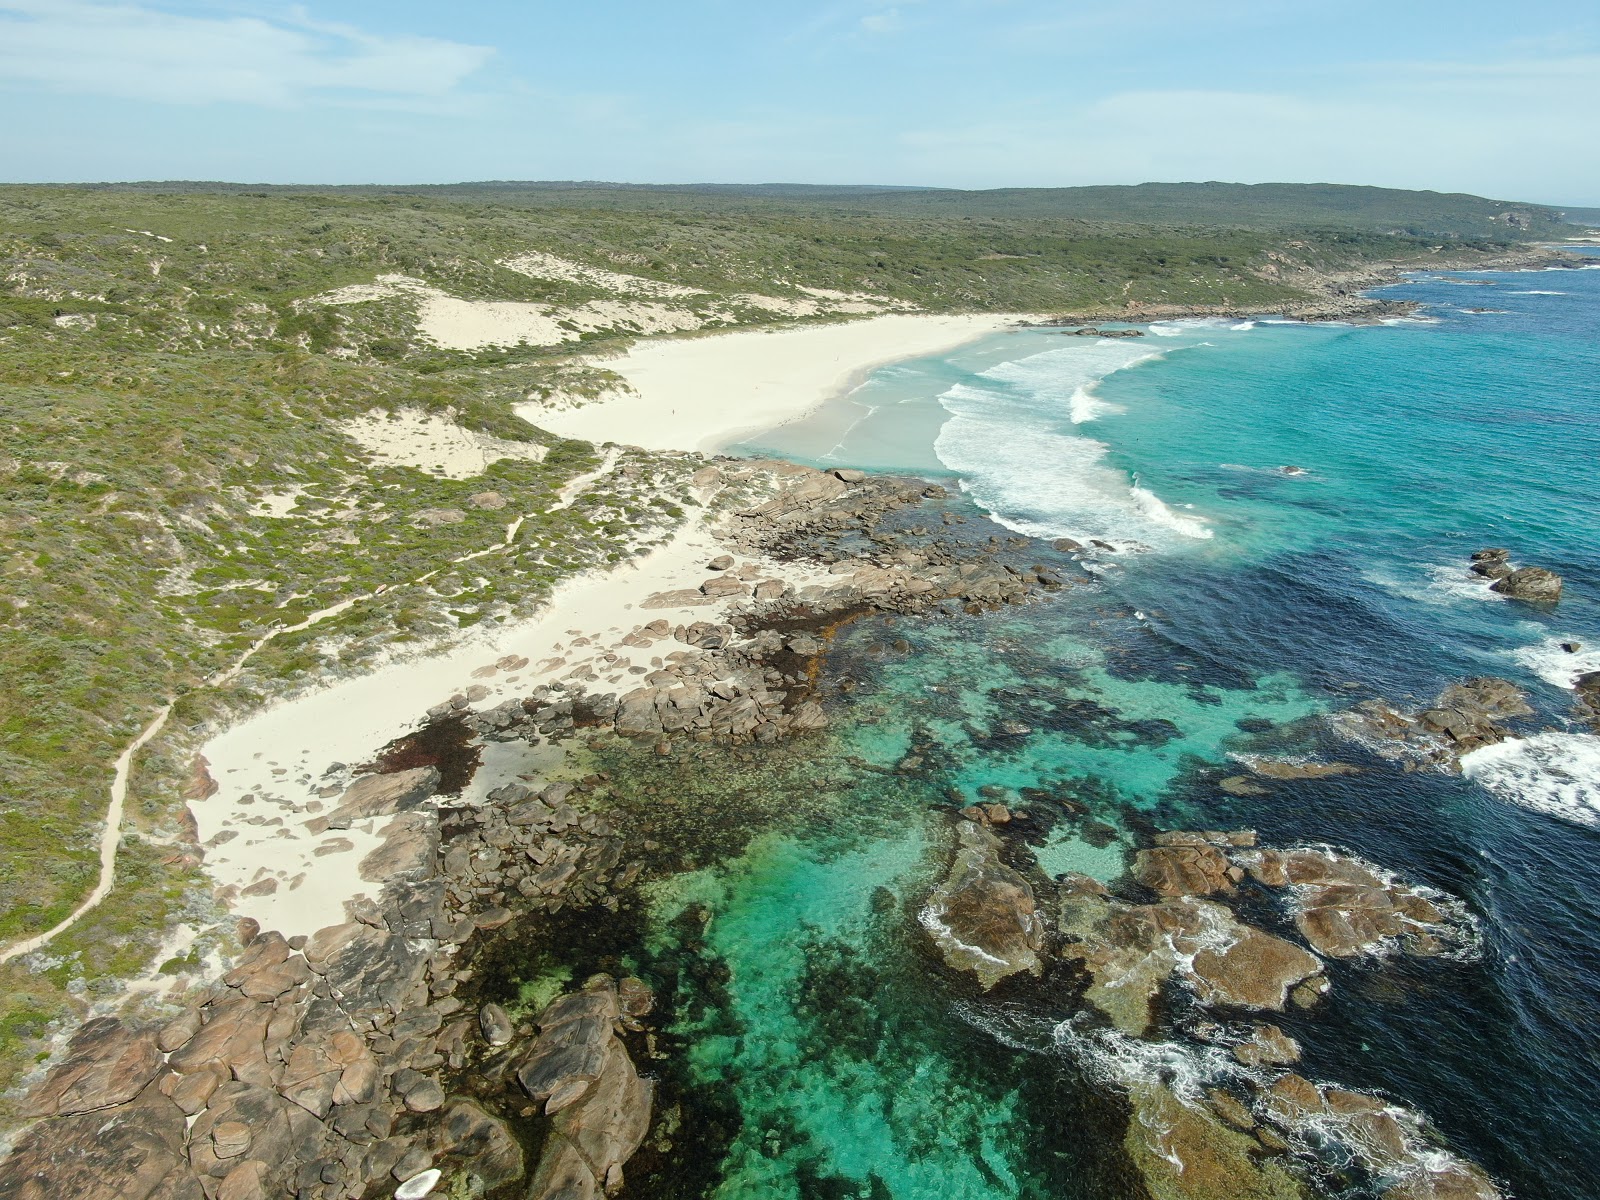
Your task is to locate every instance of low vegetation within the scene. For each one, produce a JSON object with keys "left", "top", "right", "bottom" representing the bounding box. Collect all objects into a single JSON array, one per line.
[{"left": 0, "top": 179, "right": 1554, "bottom": 1096}]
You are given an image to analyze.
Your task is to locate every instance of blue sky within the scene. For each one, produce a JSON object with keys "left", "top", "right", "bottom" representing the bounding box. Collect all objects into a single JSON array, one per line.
[{"left": 2, "top": 0, "right": 1596, "bottom": 204}]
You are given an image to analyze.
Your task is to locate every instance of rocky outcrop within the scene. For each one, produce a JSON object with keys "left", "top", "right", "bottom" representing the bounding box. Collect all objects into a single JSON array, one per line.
[
  {"left": 1341, "top": 676, "right": 1533, "bottom": 765},
  {"left": 1490, "top": 567, "right": 1562, "bottom": 603},
  {"left": 1573, "top": 670, "right": 1600, "bottom": 732},
  {"left": 0, "top": 1085, "right": 200, "bottom": 1200},
  {"left": 1123, "top": 1082, "right": 1309, "bottom": 1200},
  {"left": 1055, "top": 875, "right": 1324, "bottom": 1034},
  {"left": 308, "top": 766, "right": 440, "bottom": 832},
  {"left": 1470, "top": 548, "right": 1563, "bottom": 602},
  {"left": 1245, "top": 848, "right": 1477, "bottom": 958},
  {"left": 919, "top": 819, "right": 1044, "bottom": 989},
  {"left": 19, "top": 1017, "right": 163, "bottom": 1118},
  {"left": 517, "top": 977, "right": 655, "bottom": 1200},
  {"left": 1, "top": 782, "right": 576, "bottom": 1200},
  {"left": 1134, "top": 832, "right": 1249, "bottom": 897},
  {"left": 1258, "top": 1074, "right": 1502, "bottom": 1200}
]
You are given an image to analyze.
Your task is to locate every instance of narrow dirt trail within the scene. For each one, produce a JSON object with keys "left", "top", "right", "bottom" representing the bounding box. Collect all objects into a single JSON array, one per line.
[{"left": 0, "top": 448, "right": 624, "bottom": 965}]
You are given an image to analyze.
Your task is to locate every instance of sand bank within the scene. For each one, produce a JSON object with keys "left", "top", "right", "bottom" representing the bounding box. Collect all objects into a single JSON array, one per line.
[
  {"left": 527, "top": 313, "right": 1031, "bottom": 453},
  {"left": 189, "top": 507, "right": 830, "bottom": 939}
]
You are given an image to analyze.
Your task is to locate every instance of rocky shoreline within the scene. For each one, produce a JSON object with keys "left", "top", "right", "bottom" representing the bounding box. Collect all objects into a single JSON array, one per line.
[
  {"left": 1013, "top": 244, "right": 1591, "bottom": 326},
  {"left": 1, "top": 458, "right": 1565, "bottom": 1200},
  {"left": 0, "top": 459, "right": 1079, "bottom": 1200}
]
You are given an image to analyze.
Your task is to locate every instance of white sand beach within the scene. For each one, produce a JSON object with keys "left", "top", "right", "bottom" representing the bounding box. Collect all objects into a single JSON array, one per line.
[
  {"left": 528, "top": 312, "right": 1030, "bottom": 453},
  {"left": 185, "top": 312, "right": 1017, "bottom": 940}
]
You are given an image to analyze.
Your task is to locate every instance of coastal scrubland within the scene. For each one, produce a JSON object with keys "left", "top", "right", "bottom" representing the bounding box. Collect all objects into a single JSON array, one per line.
[{"left": 0, "top": 180, "right": 1561, "bottom": 1094}]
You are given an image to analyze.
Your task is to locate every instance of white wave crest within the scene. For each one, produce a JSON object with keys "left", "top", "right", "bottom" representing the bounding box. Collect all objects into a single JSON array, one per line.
[
  {"left": 1068, "top": 382, "right": 1122, "bottom": 424},
  {"left": 1511, "top": 637, "right": 1600, "bottom": 690},
  {"left": 1462, "top": 731, "right": 1600, "bottom": 828},
  {"left": 933, "top": 344, "right": 1212, "bottom": 549},
  {"left": 1130, "top": 484, "right": 1214, "bottom": 540},
  {"left": 1507, "top": 289, "right": 1565, "bottom": 295}
]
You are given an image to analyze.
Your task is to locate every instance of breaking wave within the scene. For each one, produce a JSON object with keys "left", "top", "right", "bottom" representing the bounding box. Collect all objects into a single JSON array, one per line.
[
  {"left": 933, "top": 343, "right": 1213, "bottom": 549},
  {"left": 1462, "top": 731, "right": 1600, "bottom": 828}
]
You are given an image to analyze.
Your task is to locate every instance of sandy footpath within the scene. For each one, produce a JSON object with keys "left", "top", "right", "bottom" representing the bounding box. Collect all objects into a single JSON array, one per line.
[
  {"left": 190, "top": 509, "right": 832, "bottom": 938},
  {"left": 528, "top": 312, "right": 1031, "bottom": 453}
]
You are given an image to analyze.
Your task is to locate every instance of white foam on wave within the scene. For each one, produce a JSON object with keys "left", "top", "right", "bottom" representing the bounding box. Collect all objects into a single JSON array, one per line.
[
  {"left": 1512, "top": 637, "right": 1600, "bottom": 690},
  {"left": 1067, "top": 381, "right": 1121, "bottom": 424},
  {"left": 1130, "top": 482, "right": 1215, "bottom": 539},
  {"left": 1363, "top": 562, "right": 1504, "bottom": 607},
  {"left": 1147, "top": 316, "right": 1257, "bottom": 337},
  {"left": 1507, "top": 290, "right": 1565, "bottom": 295},
  {"left": 1462, "top": 731, "right": 1600, "bottom": 828},
  {"left": 933, "top": 343, "right": 1213, "bottom": 548}
]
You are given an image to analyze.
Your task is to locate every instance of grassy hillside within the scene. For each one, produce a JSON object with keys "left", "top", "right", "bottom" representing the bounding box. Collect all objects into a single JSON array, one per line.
[{"left": 0, "top": 181, "right": 1553, "bottom": 1092}]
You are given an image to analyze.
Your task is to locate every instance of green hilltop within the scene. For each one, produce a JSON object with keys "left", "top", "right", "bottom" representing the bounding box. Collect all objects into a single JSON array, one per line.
[{"left": 68, "top": 178, "right": 1573, "bottom": 240}]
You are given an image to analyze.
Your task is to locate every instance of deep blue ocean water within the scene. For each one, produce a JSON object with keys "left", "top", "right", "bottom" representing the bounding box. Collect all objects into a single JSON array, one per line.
[{"left": 635, "top": 257, "right": 1600, "bottom": 1200}]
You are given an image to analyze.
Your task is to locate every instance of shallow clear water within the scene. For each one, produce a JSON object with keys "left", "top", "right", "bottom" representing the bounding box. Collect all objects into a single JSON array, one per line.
[{"left": 635, "top": 258, "right": 1600, "bottom": 1199}]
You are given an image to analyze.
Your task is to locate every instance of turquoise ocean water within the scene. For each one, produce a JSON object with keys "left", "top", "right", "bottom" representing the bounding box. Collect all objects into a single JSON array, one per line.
[{"left": 616, "top": 258, "right": 1600, "bottom": 1199}]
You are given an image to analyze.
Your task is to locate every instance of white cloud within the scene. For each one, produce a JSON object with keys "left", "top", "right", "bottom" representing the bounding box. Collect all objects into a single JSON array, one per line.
[
  {"left": 0, "top": 0, "right": 493, "bottom": 107},
  {"left": 861, "top": 7, "right": 903, "bottom": 34},
  {"left": 891, "top": 52, "right": 1600, "bottom": 200}
]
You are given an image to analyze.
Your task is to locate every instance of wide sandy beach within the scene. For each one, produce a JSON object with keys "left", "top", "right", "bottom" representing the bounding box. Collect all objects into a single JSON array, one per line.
[{"left": 528, "top": 312, "right": 1029, "bottom": 452}]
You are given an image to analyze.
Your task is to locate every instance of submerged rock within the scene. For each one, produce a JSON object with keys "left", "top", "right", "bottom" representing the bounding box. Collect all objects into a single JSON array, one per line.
[
  {"left": 1124, "top": 1083, "right": 1309, "bottom": 1200},
  {"left": 919, "top": 819, "right": 1045, "bottom": 989}
]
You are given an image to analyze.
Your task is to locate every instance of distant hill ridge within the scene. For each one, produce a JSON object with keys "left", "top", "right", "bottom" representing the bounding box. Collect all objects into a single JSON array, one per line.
[{"left": 48, "top": 179, "right": 1570, "bottom": 240}]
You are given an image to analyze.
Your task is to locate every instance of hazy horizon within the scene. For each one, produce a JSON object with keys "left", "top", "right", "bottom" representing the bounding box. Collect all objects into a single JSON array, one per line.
[{"left": 1, "top": 1, "right": 1597, "bottom": 206}]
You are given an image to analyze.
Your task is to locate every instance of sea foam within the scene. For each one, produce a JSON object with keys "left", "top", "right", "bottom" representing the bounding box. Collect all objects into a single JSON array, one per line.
[
  {"left": 933, "top": 342, "right": 1214, "bottom": 548},
  {"left": 1512, "top": 637, "right": 1600, "bottom": 690},
  {"left": 1462, "top": 732, "right": 1600, "bottom": 828}
]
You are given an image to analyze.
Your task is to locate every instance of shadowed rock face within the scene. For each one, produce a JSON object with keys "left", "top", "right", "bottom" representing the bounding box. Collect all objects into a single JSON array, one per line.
[
  {"left": 515, "top": 976, "right": 655, "bottom": 1200},
  {"left": 919, "top": 818, "right": 1045, "bottom": 989}
]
